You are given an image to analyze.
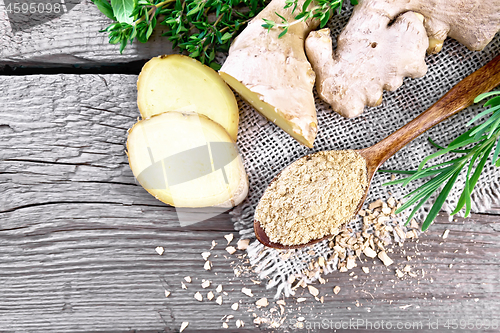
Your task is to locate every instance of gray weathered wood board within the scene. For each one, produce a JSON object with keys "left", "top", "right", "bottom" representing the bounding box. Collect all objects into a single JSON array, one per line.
[
  {"left": 1, "top": 75, "right": 500, "bottom": 332},
  {"left": 0, "top": 0, "right": 173, "bottom": 65}
]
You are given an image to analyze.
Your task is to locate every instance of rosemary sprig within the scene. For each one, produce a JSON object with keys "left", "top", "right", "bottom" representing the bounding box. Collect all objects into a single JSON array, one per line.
[
  {"left": 380, "top": 91, "right": 500, "bottom": 231},
  {"left": 92, "top": 0, "right": 266, "bottom": 69},
  {"left": 261, "top": 0, "right": 357, "bottom": 36}
]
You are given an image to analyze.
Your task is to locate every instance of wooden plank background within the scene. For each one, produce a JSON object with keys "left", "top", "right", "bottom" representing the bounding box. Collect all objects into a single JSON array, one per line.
[
  {"left": 0, "top": 0, "right": 499, "bottom": 330},
  {"left": 0, "top": 0, "right": 173, "bottom": 65},
  {"left": 1, "top": 74, "right": 499, "bottom": 332}
]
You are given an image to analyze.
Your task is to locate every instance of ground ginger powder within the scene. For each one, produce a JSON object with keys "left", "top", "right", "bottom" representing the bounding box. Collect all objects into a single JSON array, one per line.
[{"left": 255, "top": 150, "right": 368, "bottom": 246}]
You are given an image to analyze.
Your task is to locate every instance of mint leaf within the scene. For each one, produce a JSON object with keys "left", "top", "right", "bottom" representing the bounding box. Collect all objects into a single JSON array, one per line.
[
  {"left": 111, "top": 0, "right": 136, "bottom": 23},
  {"left": 92, "top": 0, "right": 116, "bottom": 20}
]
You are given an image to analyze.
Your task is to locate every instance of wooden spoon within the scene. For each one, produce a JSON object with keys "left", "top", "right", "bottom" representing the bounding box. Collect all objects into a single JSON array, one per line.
[{"left": 255, "top": 54, "right": 500, "bottom": 250}]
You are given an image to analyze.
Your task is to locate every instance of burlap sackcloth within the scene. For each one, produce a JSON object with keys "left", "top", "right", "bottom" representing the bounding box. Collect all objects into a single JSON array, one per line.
[{"left": 227, "top": 6, "right": 500, "bottom": 298}]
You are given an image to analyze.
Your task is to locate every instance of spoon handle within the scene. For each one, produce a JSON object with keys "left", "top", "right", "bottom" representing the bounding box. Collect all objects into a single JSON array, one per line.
[{"left": 364, "top": 54, "right": 500, "bottom": 167}]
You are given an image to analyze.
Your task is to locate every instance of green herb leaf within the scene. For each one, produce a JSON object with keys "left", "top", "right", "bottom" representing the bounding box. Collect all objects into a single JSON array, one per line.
[
  {"left": 95, "top": 0, "right": 265, "bottom": 60},
  {"left": 146, "top": 21, "right": 154, "bottom": 39},
  {"left": 263, "top": 0, "right": 350, "bottom": 37},
  {"left": 209, "top": 62, "right": 222, "bottom": 71},
  {"left": 275, "top": 12, "right": 288, "bottom": 22},
  {"left": 428, "top": 137, "right": 472, "bottom": 153},
  {"left": 418, "top": 137, "right": 482, "bottom": 172},
  {"left": 111, "top": 0, "right": 135, "bottom": 23},
  {"left": 474, "top": 91, "right": 500, "bottom": 103},
  {"left": 449, "top": 126, "right": 478, "bottom": 147},
  {"left": 262, "top": 18, "right": 275, "bottom": 30},
  {"left": 319, "top": 11, "right": 330, "bottom": 27},
  {"left": 492, "top": 137, "right": 500, "bottom": 166},
  {"left": 470, "top": 108, "right": 500, "bottom": 136},
  {"left": 278, "top": 26, "right": 288, "bottom": 38},
  {"left": 284, "top": 0, "right": 298, "bottom": 12},
  {"left": 92, "top": 0, "right": 116, "bottom": 20},
  {"left": 463, "top": 175, "right": 472, "bottom": 217},
  {"left": 467, "top": 106, "right": 498, "bottom": 126},
  {"left": 383, "top": 91, "right": 500, "bottom": 231},
  {"left": 467, "top": 141, "right": 495, "bottom": 196},
  {"left": 404, "top": 191, "right": 433, "bottom": 226},
  {"left": 402, "top": 157, "right": 467, "bottom": 187},
  {"left": 451, "top": 150, "right": 481, "bottom": 216},
  {"left": 421, "top": 169, "right": 460, "bottom": 231},
  {"left": 401, "top": 166, "right": 457, "bottom": 201},
  {"left": 221, "top": 32, "right": 233, "bottom": 41},
  {"left": 119, "top": 36, "right": 128, "bottom": 53},
  {"left": 484, "top": 95, "right": 500, "bottom": 108},
  {"left": 301, "top": 0, "right": 312, "bottom": 12}
]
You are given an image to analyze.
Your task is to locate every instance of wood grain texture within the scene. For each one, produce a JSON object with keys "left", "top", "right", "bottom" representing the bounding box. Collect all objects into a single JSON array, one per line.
[
  {"left": 0, "top": 0, "right": 173, "bottom": 66},
  {"left": 0, "top": 75, "right": 500, "bottom": 332}
]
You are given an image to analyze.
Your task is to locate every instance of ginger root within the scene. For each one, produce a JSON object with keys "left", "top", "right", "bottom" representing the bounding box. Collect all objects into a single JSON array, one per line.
[
  {"left": 306, "top": 12, "right": 428, "bottom": 118},
  {"left": 127, "top": 111, "right": 248, "bottom": 208},
  {"left": 138, "top": 55, "right": 239, "bottom": 141},
  {"left": 219, "top": 0, "right": 319, "bottom": 148},
  {"left": 306, "top": 0, "right": 500, "bottom": 118}
]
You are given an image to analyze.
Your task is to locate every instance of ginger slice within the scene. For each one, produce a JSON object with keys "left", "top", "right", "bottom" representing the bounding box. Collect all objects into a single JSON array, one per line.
[
  {"left": 306, "top": 0, "right": 500, "bottom": 118},
  {"left": 219, "top": 0, "right": 319, "bottom": 148},
  {"left": 137, "top": 55, "right": 239, "bottom": 142},
  {"left": 127, "top": 111, "right": 248, "bottom": 208}
]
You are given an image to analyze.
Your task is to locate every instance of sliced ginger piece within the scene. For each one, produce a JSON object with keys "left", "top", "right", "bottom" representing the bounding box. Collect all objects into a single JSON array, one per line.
[
  {"left": 137, "top": 55, "right": 239, "bottom": 142},
  {"left": 219, "top": 0, "right": 319, "bottom": 148},
  {"left": 127, "top": 111, "right": 248, "bottom": 208}
]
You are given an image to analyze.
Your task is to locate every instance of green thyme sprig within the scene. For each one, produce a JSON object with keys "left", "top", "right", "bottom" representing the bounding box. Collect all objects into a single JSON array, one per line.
[
  {"left": 380, "top": 91, "right": 500, "bottom": 231},
  {"left": 261, "top": 0, "right": 357, "bottom": 37},
  {"left": 92, "top": 0, "right": 266, "bottom": 69}
]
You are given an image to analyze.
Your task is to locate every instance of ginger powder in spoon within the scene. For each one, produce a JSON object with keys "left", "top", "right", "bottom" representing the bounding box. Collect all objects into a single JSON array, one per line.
[{"left": 255, "top": 150, "right": 368, "bottom": 246}]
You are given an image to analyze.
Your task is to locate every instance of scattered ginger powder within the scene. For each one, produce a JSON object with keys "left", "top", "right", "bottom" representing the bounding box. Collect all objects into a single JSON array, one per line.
[{"left": 255, "top": 150, "right": 368, "bottom": 245}]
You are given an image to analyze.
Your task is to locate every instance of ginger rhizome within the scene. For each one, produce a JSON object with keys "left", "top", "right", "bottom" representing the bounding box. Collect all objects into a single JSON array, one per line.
[
  {"left": 127, "top": 111, "right": 248, "bottom": 208},
  {"left": 129, "top": 56, "right": 248, "bottom": 208},
  {"left": 138, "top": 55, "right": 240, "bottom": 141},
  {"left": 306, "top": 0, "right": 500, "bottom": 118}
]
